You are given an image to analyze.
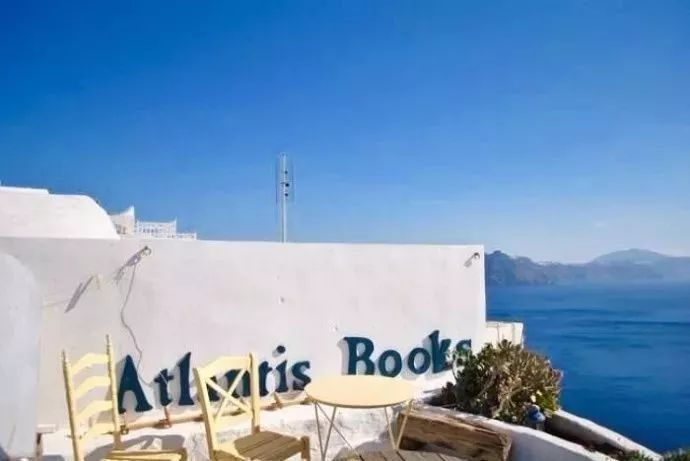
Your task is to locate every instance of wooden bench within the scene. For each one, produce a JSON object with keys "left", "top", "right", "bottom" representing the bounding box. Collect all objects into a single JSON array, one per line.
[{"left": 396, "top": 408, "right": 510, "bottom": 461}]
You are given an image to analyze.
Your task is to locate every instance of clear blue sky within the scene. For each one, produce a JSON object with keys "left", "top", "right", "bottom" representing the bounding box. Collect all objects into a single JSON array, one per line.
[{"left": 1, "top": 1, "right": 689, "bottom": 262}]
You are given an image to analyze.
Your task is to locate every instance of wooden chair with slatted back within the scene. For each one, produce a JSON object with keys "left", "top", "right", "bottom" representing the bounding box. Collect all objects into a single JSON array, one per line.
[
  {"left": 194, "top": 353, "right": 310, "bottom": 460},
  {"left": 62, "top": 335, "right": 187, "bottom": 461}
]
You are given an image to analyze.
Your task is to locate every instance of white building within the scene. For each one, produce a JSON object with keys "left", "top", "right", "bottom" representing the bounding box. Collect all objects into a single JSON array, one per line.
[
  {"left": 0, "top": 185, "right": 655, "bottom": 461},
  {"left": 0, "top": 186, "right": 119, "bottom": 239},
  {"left": 109, "top": 206, "right": 197, "bottom": 240},
  {"left": 0, "top": 185, "right": 196, "bottom": 241}
]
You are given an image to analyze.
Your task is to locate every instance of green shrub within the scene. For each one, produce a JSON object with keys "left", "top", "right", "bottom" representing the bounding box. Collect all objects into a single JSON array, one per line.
[
  {"left": 664, "top": 449, "right": 690, "bottom": 461},
  {"left": 448, "top": 340, "right": 562, "bottom": 423},
  {"left": 616, "top": 452, "right": 654, "bottom": 461},
  {"left": 615, "top": 449, "right": 690, "bottom": 461}
]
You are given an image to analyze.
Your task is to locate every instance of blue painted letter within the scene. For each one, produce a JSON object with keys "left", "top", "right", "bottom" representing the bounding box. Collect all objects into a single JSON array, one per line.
[
  {"left": 407, "top": 347, "right": 431, "bottom": 374},
  {"left": 291, "top": 361, "right": 311, "bottom": 390},
  {"left": 118, "top": 355, "right": 153, "bottom": 413},
  {"left": 428, "top": 330, "right": 451, "bottom": 372},
  {"left": 153, "top": 368, "right": 174, "bottom": 406},
  {"left": 177, "top": 352, "right": 194, "bottom": 406},
  {"left": 343, "top": 336, "right": 375, "bottom": 375},
  {"left": 378, "top": 350, "right": 402, "bottom": 377}
]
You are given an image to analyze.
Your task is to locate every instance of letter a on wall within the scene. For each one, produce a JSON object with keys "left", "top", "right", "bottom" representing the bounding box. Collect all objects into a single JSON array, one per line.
[{"left": 118, "top": 355, "right": 153, "bottom": 413}]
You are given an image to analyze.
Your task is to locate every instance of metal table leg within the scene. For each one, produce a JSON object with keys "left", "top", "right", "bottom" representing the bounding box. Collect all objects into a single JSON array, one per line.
[
  {"left": 395, "top": 400, "right": 413, "bottom": 448},
  {"left": 314, "top": 403, "right": 359, "bottom": 460},
  {"left": 383, "top": 400, "right": 412, "bottom": 449}
]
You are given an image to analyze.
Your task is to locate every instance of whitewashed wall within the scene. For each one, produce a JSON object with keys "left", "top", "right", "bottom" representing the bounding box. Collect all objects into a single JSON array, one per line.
[
  {"left": 0, "top": 187, "right": 118, "bottom": 239},
  {"left": 0, "top": 237, "right": 486, "bottom": 429},
  {"left": 415, "top": 404, "right": 619, "bottom": 461},
  {"left": 0, "top": 254, "right": 42, "bottom": 458}
]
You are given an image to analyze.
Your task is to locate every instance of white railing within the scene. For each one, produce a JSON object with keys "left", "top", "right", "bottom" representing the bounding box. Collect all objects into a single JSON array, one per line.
[
  {"left": 134, "top": 220, "right": 196, "bottom": 240},
  {"left": 485, "top": 321, "right": 524, "bottom": 346}
]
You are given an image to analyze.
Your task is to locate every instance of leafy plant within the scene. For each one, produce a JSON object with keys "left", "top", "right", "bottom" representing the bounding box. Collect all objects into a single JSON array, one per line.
[
  {"left": 664, "top": 449, "right": 690, "bottom": 461},
  {"left": 448, "top": 340, "right": 562, "bottom": 423},
  {"left": 616, "top": 452, "right": 654, "bottom": 461},
  {"left": 614, "top": 449, "right": 690, "bottom": 461}
]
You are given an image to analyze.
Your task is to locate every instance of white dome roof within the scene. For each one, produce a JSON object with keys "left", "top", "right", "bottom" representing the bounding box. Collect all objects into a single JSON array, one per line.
[{"left": 0, "top": 187, "right": 118, "bottom": 239}]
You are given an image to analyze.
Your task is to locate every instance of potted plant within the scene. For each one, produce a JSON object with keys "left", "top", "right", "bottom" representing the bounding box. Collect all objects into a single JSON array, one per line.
[{"left": 442, "top": 340, "right": 562, "bottom": 425}]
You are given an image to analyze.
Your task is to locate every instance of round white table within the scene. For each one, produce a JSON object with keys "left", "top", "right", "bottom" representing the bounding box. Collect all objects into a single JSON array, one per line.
[{"left": 305, "top": 376, "right": 415, "bottom": 460}]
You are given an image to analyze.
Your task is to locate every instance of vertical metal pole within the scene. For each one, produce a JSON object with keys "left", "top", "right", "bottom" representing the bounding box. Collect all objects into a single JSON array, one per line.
[{"left": 280, "top": 153, "right": 288, "bottom": 242}]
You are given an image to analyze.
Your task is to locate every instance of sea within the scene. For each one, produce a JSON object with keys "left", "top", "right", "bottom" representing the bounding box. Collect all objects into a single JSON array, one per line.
[{"left": 487, "top": 282, "right": 690, "bottom": 452}]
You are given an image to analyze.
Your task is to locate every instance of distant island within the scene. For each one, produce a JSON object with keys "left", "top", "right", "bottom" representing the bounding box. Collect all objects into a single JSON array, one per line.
[{"left": 486, "top": 248, "right": 690, "bottom": 286}]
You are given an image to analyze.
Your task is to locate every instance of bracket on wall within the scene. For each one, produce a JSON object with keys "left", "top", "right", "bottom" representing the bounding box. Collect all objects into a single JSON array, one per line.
[{"left": 464, "top": 252, "right": 481, "bottom": 268}]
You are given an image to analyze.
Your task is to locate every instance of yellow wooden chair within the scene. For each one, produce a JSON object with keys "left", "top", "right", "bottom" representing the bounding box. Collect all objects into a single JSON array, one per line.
[
  {"left": 193, "top": 354, "right": 310, "bottom": 460},
  {"left": 62, "top": 335, "right": 187, "bottom": 461}
]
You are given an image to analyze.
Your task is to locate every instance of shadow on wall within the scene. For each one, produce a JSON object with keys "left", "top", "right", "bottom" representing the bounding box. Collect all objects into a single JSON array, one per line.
[{"left": 64, "top": 246, "right": 151, "bottom": 314}]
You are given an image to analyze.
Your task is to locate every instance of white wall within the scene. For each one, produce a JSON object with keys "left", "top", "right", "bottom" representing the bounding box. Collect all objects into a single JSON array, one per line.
[
  {"left": 0, "top": 254, "right": 42, "bottom": 458},
  {"left": 549, "top": 411, "right": 661, "bottom": 460},
  {"left": 0, "top": 187, "right": 118, "bottom": 239},
  {"left": 415, "top": 404, "right": 618, "bottom": 461},
  {"left": 0, "top": 237, "right": 486, "bottom": 429}
]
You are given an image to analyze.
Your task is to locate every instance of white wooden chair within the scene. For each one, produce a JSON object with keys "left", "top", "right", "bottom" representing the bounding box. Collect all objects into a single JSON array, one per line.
[
  {"left": 61, "top": 335, "right": 187, "bottom": 461},
  {"left": 194, "top": 354, "right": 310, "bottom": 460}
]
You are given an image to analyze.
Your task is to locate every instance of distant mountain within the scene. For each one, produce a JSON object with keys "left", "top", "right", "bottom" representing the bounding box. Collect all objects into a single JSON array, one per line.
[
  {"left": 486, "top": 249, "right": 690, "bottom": 286},
  {"left": 485, "top": 251, "right": 557, "bottom": 286},
  {"left": 591, "top": 249, "right": 670, "bottom": 265},
  {"left": 591, "top": 249, "right": 690, "bottom": 280}
]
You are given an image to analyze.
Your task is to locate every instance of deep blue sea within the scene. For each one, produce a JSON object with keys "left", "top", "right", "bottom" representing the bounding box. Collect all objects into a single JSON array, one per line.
[{"left": 487, "top": 282, "right": 690, "bottom": 452}]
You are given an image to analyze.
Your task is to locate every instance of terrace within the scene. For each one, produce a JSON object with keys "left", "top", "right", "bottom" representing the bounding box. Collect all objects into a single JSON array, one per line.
[{"left": 0, "top": 188, "right": 659, "bottom": 461}]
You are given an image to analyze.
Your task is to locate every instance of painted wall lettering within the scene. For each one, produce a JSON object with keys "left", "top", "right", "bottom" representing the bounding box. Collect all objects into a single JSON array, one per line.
[
  {"left": 177, "top": 352, "right": 194, "bottom": 406},
  {"left": 117, "top": 355, "right": 153, "bottom": 413},
  {"left": 343, "top": 330, "right": 471, "bottom": 377},
  {"left": 407, "top": 347, "right": 431, "bottom": 374},
  {"left": 291, "top": 361, "right": 311, "bottom": 390},
  {"left": 117, "top": 334, "right": 467, "bottom": 414},
  {"left": 343, "top": 336, "right": 376, "bottom": 374},
  {"left": 117, "top": 346, "right": 311, "bottom": 414},
  {"left": 153, "top": 368, "right": 174, "bottom": 406}
]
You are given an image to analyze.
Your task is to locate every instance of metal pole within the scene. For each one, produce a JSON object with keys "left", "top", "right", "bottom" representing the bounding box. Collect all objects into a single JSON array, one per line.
[{"left": 280, "top": 153, "right": 288, "bottom": 242}]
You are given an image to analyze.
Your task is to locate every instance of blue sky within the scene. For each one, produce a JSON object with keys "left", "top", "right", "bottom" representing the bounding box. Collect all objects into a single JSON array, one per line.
[{"left": 1, "top": 1, "right": 689, "bottom": 262}]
